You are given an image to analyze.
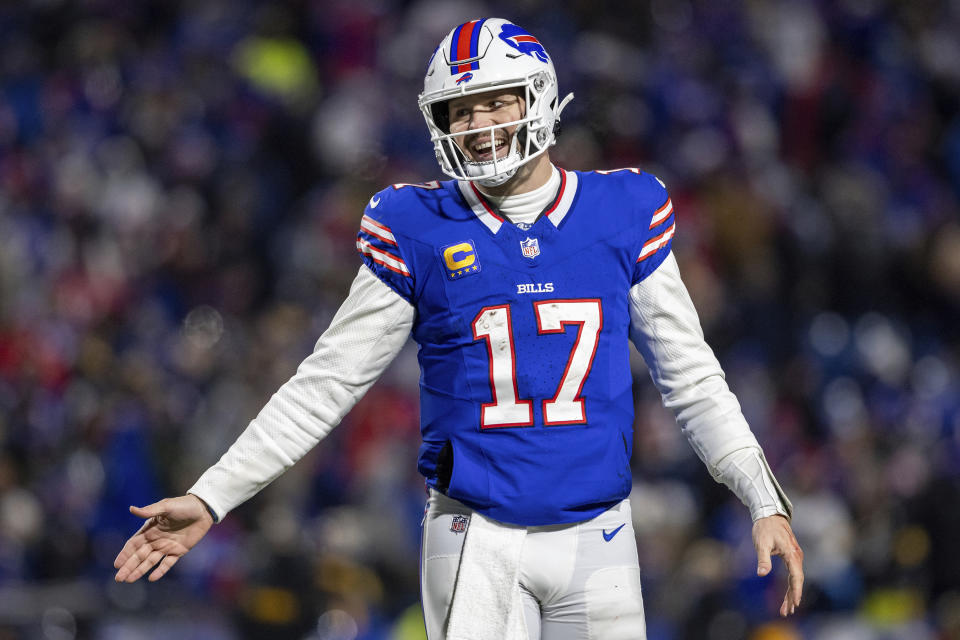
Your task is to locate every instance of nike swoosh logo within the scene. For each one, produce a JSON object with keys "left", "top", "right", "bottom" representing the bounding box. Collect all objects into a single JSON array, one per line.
[
  {"left": 370, "top": 196, "right": 380, "bottom": 208},
  {"left": 602, "top": 524, "right": 626, "bottom": 542}
]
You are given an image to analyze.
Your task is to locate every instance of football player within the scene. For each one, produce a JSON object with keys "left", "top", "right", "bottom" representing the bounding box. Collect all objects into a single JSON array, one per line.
[{"left": 115, "top": 18, "right": 803, "bottom": 640}]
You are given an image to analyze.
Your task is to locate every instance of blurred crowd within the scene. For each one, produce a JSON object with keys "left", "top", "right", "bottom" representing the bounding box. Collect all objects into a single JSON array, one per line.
[{"left": 1, "top": 0, "right": 959, "bottom": 639}]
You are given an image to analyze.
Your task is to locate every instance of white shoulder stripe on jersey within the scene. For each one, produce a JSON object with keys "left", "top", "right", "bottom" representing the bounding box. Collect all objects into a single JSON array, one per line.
[
  {"left": 637, "top": 222, "right": 675, "bottom": 262},
  {"left": 356, "top": 238, "right": 411, "bottom": 276},
  {"left": 360, "top": 215, "right": 398, "bottom": 246},
  {"left": 649, "top": 199, "right": 673, "bottom": 229}
]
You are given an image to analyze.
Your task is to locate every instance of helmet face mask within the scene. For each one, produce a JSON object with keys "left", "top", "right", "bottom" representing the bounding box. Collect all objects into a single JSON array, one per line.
[{"left": 418, "top": 19, "right": 573, "bottom": 187}]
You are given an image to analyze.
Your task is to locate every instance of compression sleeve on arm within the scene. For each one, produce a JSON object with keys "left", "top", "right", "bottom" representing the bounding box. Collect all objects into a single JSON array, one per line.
[
  {"left": 628, "top": 252, "right": 792, "bottom": 521},
  {"left": 188, "top": 265, "right": 416, "bottom": 521}
]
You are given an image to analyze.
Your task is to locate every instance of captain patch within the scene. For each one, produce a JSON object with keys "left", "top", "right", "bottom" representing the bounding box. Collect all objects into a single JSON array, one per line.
[{"left": 440, "top": 240, "right": 482, "bottom": 280}]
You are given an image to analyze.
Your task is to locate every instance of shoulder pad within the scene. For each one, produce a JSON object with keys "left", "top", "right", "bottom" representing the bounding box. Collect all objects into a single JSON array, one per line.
[
  {"left": 362, "top": 179, "right": 447, "bottom": 225},
  {"left": 590, "top": 168, "right": 669, "bottom": 220}
]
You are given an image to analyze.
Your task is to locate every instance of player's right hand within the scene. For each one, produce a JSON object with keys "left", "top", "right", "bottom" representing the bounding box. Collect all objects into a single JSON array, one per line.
[{"left": 113, "top": 494, "right": 214, "bottom": 583}]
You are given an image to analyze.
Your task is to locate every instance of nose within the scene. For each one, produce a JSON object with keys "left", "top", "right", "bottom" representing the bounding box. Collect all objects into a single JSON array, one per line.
[{"left": 467, "top": 107, "right": 496, "bottom": 131}]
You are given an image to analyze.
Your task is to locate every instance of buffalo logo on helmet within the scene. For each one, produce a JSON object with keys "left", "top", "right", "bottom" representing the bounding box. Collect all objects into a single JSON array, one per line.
[
  {"left": 455, "top": 72, "right": 474, "bottom": 85},
  {"left": 498, "top": 24, "right": 549, "bottom": 63}
]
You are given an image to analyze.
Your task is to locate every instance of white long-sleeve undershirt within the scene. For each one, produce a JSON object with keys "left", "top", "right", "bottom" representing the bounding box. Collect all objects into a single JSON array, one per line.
[
  {"left": 628, "top": 252, "right": 792, "bottom": 521},
  {"left": 189, "top": 258, "right": 791, "bottom": 523},
  {"left": 188, "top": 265, "right": 414, "bottom": 520}
]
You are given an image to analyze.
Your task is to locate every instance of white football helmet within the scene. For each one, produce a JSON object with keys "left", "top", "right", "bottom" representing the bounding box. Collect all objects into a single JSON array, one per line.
[{"left": 418, "top": 18, "right": 574, "bottom": 187}]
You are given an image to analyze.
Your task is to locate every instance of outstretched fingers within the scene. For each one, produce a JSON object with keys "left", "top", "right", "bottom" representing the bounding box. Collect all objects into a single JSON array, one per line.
[
  {"left": 149, "top": 554, "right": 180, "bottom": 582},
  {"left": 113, "top": 526, "right": 151, "bottom": 576},
  {"left": 114, "top": 496, "right": 212, "bottom": 583},
  {"left": 115, "top": 534, "right": 159, "bottom": 582},
  {"left": 124, "top": 548, "right": 167, "bottom": 583},
  {"left": 114, "top": 502, "right": 168, "bottom": 582}
]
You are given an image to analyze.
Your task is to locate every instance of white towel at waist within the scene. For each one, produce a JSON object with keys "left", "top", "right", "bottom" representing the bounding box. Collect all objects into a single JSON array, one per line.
[{"left": 446, "top": 510, "right": 528, "bottom": 640}]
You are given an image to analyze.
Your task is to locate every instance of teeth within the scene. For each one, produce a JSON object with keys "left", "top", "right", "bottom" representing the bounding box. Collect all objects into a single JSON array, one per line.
[{"left": 473, "top": 140, "right": 505, "bottom": 154}]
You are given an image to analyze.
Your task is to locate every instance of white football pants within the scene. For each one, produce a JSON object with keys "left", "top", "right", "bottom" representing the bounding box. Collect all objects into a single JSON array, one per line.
[{"left": 420, "top": 490, "right": 647, "bottom": 640}]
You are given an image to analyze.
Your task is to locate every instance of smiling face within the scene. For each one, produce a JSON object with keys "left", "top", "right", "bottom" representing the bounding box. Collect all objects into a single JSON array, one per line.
[{"left": 446, "top": 89, "right": 526, "bottom": 163}]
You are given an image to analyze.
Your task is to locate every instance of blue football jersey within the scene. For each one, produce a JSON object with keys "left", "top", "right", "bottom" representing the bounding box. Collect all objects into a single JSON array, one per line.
[{"left": 356, "top": 168, "right": 675, "bottom": 526}]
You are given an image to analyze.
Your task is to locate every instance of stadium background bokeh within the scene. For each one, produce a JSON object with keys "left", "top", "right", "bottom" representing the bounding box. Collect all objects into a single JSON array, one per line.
[{"left": 1, "top": 1, "right": 959, "bottom": 638}]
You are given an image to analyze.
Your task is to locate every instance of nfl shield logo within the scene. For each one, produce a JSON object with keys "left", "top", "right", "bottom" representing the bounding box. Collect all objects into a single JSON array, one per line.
[
  {"left": 520, "top": 237, "right": 540, "bottom": 259},
  {"left": 450, "top": 515, "right": 469, "bottom": 533}
]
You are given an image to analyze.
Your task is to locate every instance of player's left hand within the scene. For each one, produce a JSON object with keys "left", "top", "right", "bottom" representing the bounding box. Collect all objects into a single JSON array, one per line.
[{"left": 752, "top": 514, "right": 804, "bottom": 617}]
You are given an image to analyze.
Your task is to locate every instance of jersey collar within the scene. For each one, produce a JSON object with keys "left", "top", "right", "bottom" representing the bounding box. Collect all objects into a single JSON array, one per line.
[{"left": 456, "top": 169, "right": 579, "bottom": 234}]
